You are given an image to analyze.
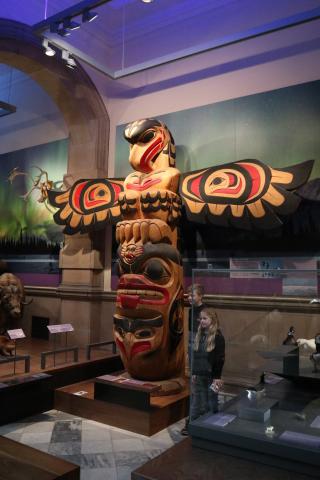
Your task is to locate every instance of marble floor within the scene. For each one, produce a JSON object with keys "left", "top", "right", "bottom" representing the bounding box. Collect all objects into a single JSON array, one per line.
[{"left": 0, "top": 410, "right": 186, "bottom": 480}]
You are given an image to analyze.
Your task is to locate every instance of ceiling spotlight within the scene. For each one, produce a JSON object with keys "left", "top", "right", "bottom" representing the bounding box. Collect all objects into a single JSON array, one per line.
[
  {"left": 49, "top": 22, "right": 60, "bottom": 33},
  {"left": 141, "top": 0, "right": 154, "bottom": 3},
  {"left": 57, "top": 28, "right": 71, "bottom": 37},
  {"left": 82, "top": 10, "right": 98, "bottom": 23},
  {"left": 63, "top": 18, "right": 81, "bottom": 31},
  {"left": 62, "top": 50, "right": 77, "bottom": 69},
  {"left": 42, "top": 38, "right": 56, "bottom": 57},
  {"left": 66, "top": 57, "right": 76, "bottom": 68}
]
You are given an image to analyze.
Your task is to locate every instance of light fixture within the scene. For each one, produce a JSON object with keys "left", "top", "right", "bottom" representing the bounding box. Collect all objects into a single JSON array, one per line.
[
  {"left": 42, "top": 38, "right": 56, "bottom": 56},
  {"left": 63, "top": 17, "right": 81, "bottom": 31},
  {"left": 49, "top": 22, "right": 60, "bottom": 33},
  {"left": 57, "top": 28, "right": 71, "bottom": 37},
  {"left": 141, "top": 0, "right": 154, "bottom": 3},
  {"left": 66, "top": 57, "right": 76, "bottom": 68},
  {"left": 82, "top": 9, "right": 98, "bottom": 23},
  {"left": 62, "top": 50, "right": 77, "bottom": 69}
]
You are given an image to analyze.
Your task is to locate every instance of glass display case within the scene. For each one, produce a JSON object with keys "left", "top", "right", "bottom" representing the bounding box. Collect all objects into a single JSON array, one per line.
[{"left": 188, "top": 260, "right": 320, "bottom": 475}]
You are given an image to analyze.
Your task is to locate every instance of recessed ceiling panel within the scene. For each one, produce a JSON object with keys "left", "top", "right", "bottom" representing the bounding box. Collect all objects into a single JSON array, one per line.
[
  {"left": 2, "top": 0, "right": 320, "bottom": 78},
  {"left": 0, "top": 0, "right": 81, "bottom": 25}
]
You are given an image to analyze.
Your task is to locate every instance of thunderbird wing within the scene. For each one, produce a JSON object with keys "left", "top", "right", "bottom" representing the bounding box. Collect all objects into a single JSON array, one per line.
[
  {"left": 180, "top": 159, "right": 314, "bottom": 230},
  {"left": 48, "top": 178, "right": 124, "bottom": 234}
]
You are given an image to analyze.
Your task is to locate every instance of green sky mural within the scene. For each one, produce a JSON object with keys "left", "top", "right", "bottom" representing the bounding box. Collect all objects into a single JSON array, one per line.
[{"left": 115, "top": 79, "right": 320, "bottom": 179}]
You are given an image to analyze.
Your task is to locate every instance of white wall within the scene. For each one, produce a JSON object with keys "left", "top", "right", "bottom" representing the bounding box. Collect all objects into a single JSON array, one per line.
[{"left": 83, "top": 17, "right": 320, "bottom": 177}]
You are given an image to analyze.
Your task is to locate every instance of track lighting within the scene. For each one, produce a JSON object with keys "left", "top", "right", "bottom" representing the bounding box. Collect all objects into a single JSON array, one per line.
[
  {"left": 82, "top": 10, "right": 98, "bottom": 23},
  {"left": 36, "top": 4, "right": 101, "bottom": 47},
  {"left": 49, "top": 22, "right": 60, "bottom": 33},
  {"left": 62, "top": 50, "right": 77, "bottom": 69},
  {"left": 41, "top": 37, "right": 76, "bottom": 68},
  {"left": 42, "top": 38, "right": 56, "bottom": 57},
  {"left": 57, "top": 28, "right": 71, "bottom": 37},
  {"left": 63, "top": 18, "right": 80, "bottom": 31}
]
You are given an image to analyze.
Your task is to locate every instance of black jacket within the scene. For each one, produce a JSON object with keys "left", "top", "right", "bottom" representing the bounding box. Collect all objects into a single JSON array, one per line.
[{"left": 192, "top": 330, "right": 225, "bottom": 379}]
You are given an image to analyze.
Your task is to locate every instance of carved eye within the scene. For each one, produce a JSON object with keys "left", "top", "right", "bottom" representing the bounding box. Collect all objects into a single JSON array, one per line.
[
  {"left": 135, "top": 329, "right": 153, "bottom": 339},
  {"left": 212, "top": 177, "right": 223, "bottom": 185},
  {"left": 115, "top": 327, "right": 126, "bottom": 338},
  {"left": 143, "top": 259, "right": 170, "bottom": 283},
  {"left": 140, "top": 130, "right": 156, "bottom": 144},
  {"left": 97, "top": 190, "right": 105, "bottom": 197}
]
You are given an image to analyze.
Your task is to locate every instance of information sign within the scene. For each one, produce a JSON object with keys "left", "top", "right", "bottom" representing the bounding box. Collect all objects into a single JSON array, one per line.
[
  {"left": 7, "top": 329, "right": 26, "bottom": 340},
  {"left": 47, "top": 324, "right": 74, "bottom": 334}
]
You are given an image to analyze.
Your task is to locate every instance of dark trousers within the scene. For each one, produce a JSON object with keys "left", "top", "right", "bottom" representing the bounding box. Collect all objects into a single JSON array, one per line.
[
  {"left": 190, "top": 375, "right": 218, "bottom": 421},
  {"left": 188, "top": 331, "right": 196, "bottom": 370}
]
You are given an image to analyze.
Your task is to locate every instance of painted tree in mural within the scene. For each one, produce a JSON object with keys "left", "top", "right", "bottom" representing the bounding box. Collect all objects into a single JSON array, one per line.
[{"left": 47, "top": 118, "right": 314, "bottom": 383}]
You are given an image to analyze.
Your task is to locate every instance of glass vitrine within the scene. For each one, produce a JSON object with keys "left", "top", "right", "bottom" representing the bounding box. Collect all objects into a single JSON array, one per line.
[{"left": 189, "top": 260, "right": 320, "bottom": 475}]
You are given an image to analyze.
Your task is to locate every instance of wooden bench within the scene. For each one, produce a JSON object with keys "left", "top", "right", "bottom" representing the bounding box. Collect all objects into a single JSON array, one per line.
[{"left": 0, "top": 436, "right": 79, "bottom": 480}]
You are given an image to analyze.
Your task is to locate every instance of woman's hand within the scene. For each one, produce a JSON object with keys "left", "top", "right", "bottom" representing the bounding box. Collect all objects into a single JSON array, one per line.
[{"left": 211, "top": 379, "right": 223, "bottom": 392}]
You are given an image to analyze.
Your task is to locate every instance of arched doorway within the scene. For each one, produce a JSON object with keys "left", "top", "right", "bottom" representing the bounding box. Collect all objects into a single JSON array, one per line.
[
  {"left": 0, "top": 19, "right": 113, "bottom": 344},
  {"left": 0, "top": 19, "right": 109, "bottom": 177}
]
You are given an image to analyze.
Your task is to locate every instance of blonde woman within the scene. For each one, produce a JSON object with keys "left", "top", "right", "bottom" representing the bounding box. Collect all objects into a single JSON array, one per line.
[{"left": 190, "top": 308, "right": 225, "bottom": 420}]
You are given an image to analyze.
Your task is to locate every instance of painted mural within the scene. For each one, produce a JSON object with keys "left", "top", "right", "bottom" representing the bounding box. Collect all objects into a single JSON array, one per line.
[
  {"left": 0, "top": 139, "right": 68, "bottom": 286},
  {"left": 114, "top": 80, "right": 320, "bottom": 287},
  {"left": 115, "top": 80, "right": 320, "bottom": 179}
]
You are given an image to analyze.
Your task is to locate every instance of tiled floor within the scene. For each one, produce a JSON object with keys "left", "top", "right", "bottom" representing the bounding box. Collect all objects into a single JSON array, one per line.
[{"left": 0, "top": 410, "right": 186, "bottom": 480}]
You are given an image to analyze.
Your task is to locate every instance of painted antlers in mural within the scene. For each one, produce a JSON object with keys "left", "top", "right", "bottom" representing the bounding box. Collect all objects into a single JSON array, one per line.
[{"left": 8, "top": 166, "right": 68, "bottom": 213}]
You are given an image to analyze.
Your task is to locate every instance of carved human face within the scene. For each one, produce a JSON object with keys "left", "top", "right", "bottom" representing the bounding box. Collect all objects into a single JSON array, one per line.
[{"left": 114, "top": 242, "right": 184, "bottom": 380}]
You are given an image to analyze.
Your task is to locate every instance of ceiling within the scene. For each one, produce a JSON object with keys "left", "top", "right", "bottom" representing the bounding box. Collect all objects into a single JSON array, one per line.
[{"left": 1, "top": 0, "right": 320, "bottom": 78}]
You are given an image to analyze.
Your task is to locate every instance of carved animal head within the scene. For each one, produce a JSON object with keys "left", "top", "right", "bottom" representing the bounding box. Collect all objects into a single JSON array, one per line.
[
  {"left": 124, "top": 118, "right": 176, "bottom": 173},
  {"left": 0, "top": 273, "right": 32, "bottom": 319}
]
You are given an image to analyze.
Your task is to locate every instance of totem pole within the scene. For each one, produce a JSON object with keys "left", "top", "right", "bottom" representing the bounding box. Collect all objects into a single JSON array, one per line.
[
  {"left": 49, "top": 119, "right": 185, "bottom": 389},
  {"left": 47, "top": 118, "right": 314, "bottom": 389},
  {"left": 114, "top": 119, "right": 184, "bottom": 382}
]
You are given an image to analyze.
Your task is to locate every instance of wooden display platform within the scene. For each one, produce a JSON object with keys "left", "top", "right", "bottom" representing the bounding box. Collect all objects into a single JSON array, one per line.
[
  {"left": 94, "top": 374, "right": 162, "bottom": 409},
  {"left": 55, "top": 378, "right": 189, "bottom": 436},
  {"left": 0, "top": 435, "right": 79, "bottom": 480},
  {"left": 132, "top": 438, "right": 318, "bottom": 480},
  {"left": 0, "top": 373, "right": 53, "bottom": 426},
  {"left": 0, "top": 339, "right": 123, "bottom": 425}
]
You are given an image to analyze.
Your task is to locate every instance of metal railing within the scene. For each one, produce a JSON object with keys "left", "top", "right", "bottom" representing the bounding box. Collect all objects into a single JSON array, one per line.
[
  {"left": 41, "top": 346, "right": 79, "bottom": 369},
  {"left": 0, "top": 354, "right": 30, "bottom": 373},
  {"left": 86, "top": 340, "right": 116, "bottom": 360}
]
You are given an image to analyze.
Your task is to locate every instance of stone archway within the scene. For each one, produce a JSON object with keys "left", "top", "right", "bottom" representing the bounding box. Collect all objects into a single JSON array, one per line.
[
  {"left": 0, "top": 19, "right": 112, "bottom": 344},
  {"left": 0, "top": 19, "right": 109, "bottom": 179}
]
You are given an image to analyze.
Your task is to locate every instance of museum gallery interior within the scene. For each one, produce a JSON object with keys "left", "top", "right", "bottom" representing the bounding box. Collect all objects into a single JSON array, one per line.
[{"left": 1, "top": 1, "right": 320, "bottom": 479}]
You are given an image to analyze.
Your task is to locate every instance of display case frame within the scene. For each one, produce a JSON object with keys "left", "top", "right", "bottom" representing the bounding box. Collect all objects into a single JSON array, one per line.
[{"left": 188, "top": 262, "right": 320, "bottom": 475}]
